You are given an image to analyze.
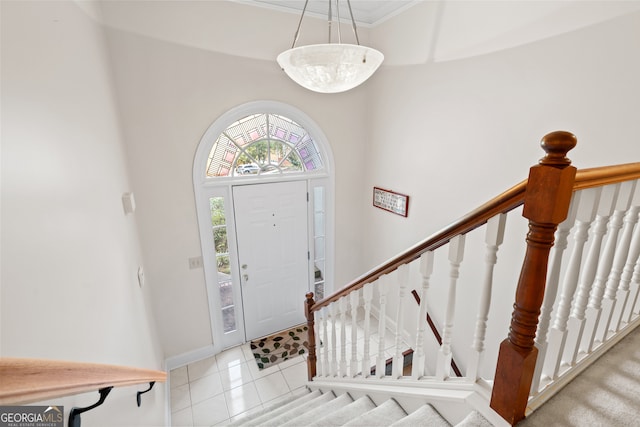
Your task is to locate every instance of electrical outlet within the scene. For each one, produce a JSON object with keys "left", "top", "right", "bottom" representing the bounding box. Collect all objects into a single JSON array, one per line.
[{"left": 188, "top": 256, "right": 203, "bottom": 269}]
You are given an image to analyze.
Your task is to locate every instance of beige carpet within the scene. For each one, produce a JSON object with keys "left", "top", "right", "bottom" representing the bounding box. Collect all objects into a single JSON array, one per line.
[{"left": 522, "top": 324, "right": 640, "bottom": 426}]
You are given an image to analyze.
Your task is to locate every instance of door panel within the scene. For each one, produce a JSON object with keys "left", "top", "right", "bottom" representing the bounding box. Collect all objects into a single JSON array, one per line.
[{"left": 233, "top": 180, "right": 309, "bottom": 340}]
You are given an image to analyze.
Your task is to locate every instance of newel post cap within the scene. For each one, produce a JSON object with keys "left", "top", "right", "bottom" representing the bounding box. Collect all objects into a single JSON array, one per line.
[
  {"left": 523, "top": 131, "right": 578, "bottom": 224},
  {"left": 539, "top": 131, "right": 577, "bottom": 167},
  {"left": 305, "top": 292, "right": 315, "bottom": 318}
]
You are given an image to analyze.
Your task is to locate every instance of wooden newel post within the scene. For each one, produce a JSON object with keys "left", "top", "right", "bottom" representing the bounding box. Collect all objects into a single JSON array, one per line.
[
  {"left": 490, "top": 131, "right": 577, "bottom": 425},
  {"left": 305, "top": 292, "right": 317, "bottom": 381}
]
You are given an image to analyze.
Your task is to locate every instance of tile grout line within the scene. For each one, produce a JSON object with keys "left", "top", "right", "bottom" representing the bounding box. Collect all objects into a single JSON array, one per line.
[{"left": 171, "top": 342, "right": 312, "bottom": 426}]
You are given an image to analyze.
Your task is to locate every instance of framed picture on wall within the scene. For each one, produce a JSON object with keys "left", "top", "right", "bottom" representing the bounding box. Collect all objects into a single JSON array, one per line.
[{"left": 373, "top": 187, "right": 409, "bottom": 217}]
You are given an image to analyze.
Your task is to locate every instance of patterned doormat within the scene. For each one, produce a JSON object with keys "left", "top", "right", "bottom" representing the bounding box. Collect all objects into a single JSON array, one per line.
[{"left": 250, "top": 324, "right": 309, "bottom": 370}]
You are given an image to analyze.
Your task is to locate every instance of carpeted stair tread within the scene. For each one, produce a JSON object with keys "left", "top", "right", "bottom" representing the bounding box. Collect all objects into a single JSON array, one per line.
[
  {"left": 518, "top": 324, "right": 640, "bottom": 426},
  {"left": 343, "top": 398, "right": 407, "bottom": 426},
  {"left": 230, "top": 389, "right": 321, "bottom": 426},
  {"left": 228, "top": 389, "right": 311, "bottom": 427},
  {"left": 390, "top": 403, "right": 451, "bottom": 427},
  {"left": 455, "top": 410, "right": 493, "bottom": 426},
  {"left": 257, "top": 391, "right": 337, "bottom": 426},
  {"left": 281, "top": 392, "right": 354, "bottom": 426},
  {"left": 307, "top": 395, "right": 377, "bottom": 426}
]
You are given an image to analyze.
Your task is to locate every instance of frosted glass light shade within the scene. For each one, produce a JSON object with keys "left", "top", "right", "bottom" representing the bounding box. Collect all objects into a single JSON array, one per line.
[{"left": 277, "top": 43, "right": 384, "bottom": 94}]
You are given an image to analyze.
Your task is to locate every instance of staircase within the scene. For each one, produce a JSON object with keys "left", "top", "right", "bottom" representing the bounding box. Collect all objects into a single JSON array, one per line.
[
  {"left": 229, "top": 319, "right": 640, "bottom": 426},
  {"left": 229, "top": 388, "right": 492, "bottom": 427},
  {"left": 166, "top": 132, "right": 640, "bottom": 426},
  {"left": 299, "top": 132, "right": 640, "bottom": 426}
]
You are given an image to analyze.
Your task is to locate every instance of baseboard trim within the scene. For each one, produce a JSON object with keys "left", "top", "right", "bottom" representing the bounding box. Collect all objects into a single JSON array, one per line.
[{"left": 165, "top": 344, "right": 218, "bottom": 371}]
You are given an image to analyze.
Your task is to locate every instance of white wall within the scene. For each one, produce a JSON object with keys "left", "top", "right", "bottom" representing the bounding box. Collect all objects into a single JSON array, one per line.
[
  {"left": 8, "top": 0, "right": 636, "bottom": 383},
  {"left": 98, "top": 1, "right": 640, "bottom": 365},
  {"left": 101, "top": 0, "right": 371, "bottom": 358},
  {"left": 364, "top": 8, "right": 640, "bottom": 267},
  {"left": 363, "top": 8, "right": 640, "bottom": 378},
  {"left": 1, "top": 1, "right": 165, "bottom": 424}
]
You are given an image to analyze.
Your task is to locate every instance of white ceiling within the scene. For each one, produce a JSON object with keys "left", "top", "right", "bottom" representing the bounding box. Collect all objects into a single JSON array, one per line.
[
  {"left": 234, "top": 0, "right": 421, "bottom": 26},
  {"left": 96, "top": 1, "right": 640, "bottom": 66}
]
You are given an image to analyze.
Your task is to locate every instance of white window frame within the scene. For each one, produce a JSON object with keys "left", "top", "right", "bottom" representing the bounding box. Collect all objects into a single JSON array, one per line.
[{"left": 193, "top": 101, "right": 335, "bottom": 352}]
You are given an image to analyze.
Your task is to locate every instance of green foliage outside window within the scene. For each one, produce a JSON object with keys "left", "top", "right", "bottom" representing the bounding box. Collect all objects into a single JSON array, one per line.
[
  {"left": 210, "top": 197, "right": 230, "bottom": 274},
  {"left": 237, "top": 139, "right": 302, "bottom": 171}
]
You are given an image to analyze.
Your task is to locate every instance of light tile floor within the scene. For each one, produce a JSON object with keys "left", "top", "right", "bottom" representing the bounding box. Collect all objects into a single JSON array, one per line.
[
  {"left": 169, "top": 343, "right": 309, "bottom": 426},
  {"left": 169, "top": 309, "right": 412, "bottom": 426}
]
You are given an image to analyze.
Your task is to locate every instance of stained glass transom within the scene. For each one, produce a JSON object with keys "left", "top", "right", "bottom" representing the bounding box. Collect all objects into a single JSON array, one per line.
[{"left": 206, "top": 114, "right": 324, "bottom": 177}]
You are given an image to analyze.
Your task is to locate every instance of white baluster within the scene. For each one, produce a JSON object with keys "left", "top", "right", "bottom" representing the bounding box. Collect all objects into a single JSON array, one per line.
[
  {"left": 376, "top": 276, "right": 389, "bottom": 378},
  {"left": 312, "top": 310, "right": 321, "bottom": 378},
  {"left": 628, "top": 257, "right": 640, "bottom": 321},
  {"left": 614, "top": 208, "right": 640, "bottom": 331},
  {"left": 329, "top": 302, "right": 338, "bottom": 376},
  {"left": 626, "top": 224, "right": 640, "bottom": 321},
  {"left": 393, "top": 264, "right": 409, "bottom": 378},
  {"left": 597, "top": 181, "right": 638, "bottom": 342},
  {"left": 610, "top": 181, "right": 640, "bottom": 331},
  {"left": 436, "top": 235, "right": 465, "bottom": 380},
  {"left": 467, "top": 214, "right": 507, "bottom": 382},
  {"left": 542, "top": 192, "right": 586, "bottom": 380},
  {"left": 533, "top": 191, "right": 581, "bottom": 389},
  {"left": 321, "top": 307, "right": 330, "bottom": 377},
  {"left": 412, "top": 251, "right": 434, "bottom": 379},
  {"left": 361, "top": 282, "right": 374, "bottom": 378},
  {"left": 561, "top": 189, "right": 604, "bottom": 366},
  {"left": 583, "top": 183, "right": 625, "bottom": 353},
  {"left": 314, "top": 309, "right": 324, "bottom": 377},
  {"left": 350, "top": 289, "right": 360, "bottom": 377},
  {"left": 339, "top": 296, "right": 349, "bottom": 377}
]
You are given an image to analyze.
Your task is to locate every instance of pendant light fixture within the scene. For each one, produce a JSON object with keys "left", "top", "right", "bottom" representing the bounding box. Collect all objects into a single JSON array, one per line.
[{"left": 276, "top": 0, "right": 384, "bottom": 94}]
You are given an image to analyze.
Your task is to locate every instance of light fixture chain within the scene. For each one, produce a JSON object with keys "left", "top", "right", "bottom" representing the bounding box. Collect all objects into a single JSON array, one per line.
[
  {"left": 291, "top": 0, "right": 310, "bottom": 49},
  {"left": 336, "top": 0, "right": 342, "bottom": 44},
  {"left": 346, "top": 0, "right": 360, "bottom": 45},
  {"left": 327, "top": 0, "right": 332, "bottom": 43}
]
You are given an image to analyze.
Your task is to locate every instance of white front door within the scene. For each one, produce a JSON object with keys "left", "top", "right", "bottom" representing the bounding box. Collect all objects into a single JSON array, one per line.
[{"left": 233, "top": 180, "right": 309, "bottom": 340}]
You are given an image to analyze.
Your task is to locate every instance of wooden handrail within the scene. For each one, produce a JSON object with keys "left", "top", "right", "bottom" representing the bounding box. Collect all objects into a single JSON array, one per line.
[
  {"left": 574, "top": 162, "right": 640, "bottom": 190},
  {"left": 0, "top": 358, "right": 166, "bottom": 405},
  {"left": 309, "top": 162, "right": 640, "bottom": 316},
  {"left": 310, "top": 179, "right": 528, "bottom": 313}
]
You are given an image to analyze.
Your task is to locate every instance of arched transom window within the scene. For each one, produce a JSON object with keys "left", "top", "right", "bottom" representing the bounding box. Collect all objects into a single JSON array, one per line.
[
  {"left": 194, "top": 101, "right": 334, "bottom": 351},
  {"left": 206, "top": 113, "right": 324, "bottom": 177}
]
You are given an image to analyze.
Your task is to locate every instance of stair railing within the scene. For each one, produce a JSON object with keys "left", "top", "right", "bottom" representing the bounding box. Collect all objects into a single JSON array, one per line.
[
  {"left": 525, "top": 165, "right": 640, "bottom": 418},
  {"left": 490, "top": 132, "right": 578, "bottom": 423},
  {"left": 304, "top": 177, "right": 526, "bottom": 383},
  {"left": 491, "top": 148, "right": 640, "bottom": 424},
  {"left": 303, "top": 131, "right": 640, "bottom": 426},
  {"left": 303, "top": 134, "right": 532, "bottom": 393},
  {"left": 0, "top": 358, "right": 166, "bottom": 426}
]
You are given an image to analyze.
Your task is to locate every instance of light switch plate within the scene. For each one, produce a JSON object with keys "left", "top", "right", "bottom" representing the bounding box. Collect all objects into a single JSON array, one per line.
[
  {"left": 122, "top": 192, "right": 136, "bottom": 214},
  {"left": 137, "top": 266, "right": 145, "bottom": 287},
  {"left": 189, "top": 256, "right": 203, "bottom": 269}
]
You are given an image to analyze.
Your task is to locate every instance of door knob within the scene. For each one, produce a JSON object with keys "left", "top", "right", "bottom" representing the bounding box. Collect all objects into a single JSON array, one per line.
[
  {"left": 241, "top": 264, "right": 248, "bottom": 269},
  {"left": 243, "top": 274, "right": 249, "bottom": 281}
]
